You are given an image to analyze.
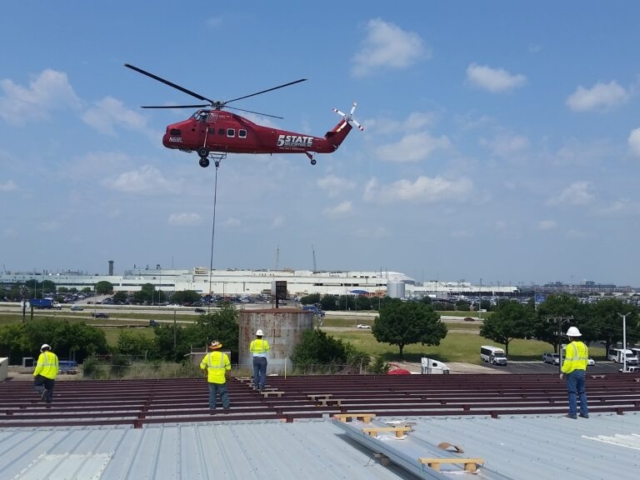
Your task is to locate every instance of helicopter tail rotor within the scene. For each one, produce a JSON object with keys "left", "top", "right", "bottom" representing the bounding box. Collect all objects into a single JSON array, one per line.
[{"left": 332, "top": 102, "right": 364, "bottom": 131}]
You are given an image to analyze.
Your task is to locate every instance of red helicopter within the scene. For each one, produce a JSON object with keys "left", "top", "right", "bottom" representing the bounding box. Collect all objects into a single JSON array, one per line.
[{"left": 125, "top": 64, "right": 363, "bottom": 168}]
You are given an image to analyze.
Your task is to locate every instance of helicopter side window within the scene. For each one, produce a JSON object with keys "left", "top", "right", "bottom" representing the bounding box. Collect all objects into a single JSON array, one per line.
[
  {"left": 218, "top": 128, "right": 225, "bottom": 135},
  {"left": 227, "top": 128, "right": 235, "bottom": 137},
  {"left": 239, "top": 129, "right": 247, "bottom": 139}
]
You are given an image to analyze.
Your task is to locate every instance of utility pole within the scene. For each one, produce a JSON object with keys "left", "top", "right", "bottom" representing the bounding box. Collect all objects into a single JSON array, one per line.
[
  {"left": 618, "top": 312, "right": 631, "bottom": 373},
  {"left": 547, "top": 316, "right": 573, "bottom": 372}
]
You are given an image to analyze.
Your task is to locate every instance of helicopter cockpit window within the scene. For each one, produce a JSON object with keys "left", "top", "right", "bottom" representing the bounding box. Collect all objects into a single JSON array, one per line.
[
  {"left": 238, "top": 129, "right": 247, "bottom": 138},
  {"left": 227, "top": 128, "right": 235, "bottom": 137},
  {"left": 194, "top": 111, "right": 209, "bottom": 123}
]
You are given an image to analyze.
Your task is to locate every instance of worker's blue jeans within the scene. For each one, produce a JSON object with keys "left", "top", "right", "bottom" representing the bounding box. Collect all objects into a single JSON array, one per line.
[
  {"left": 566, "top": 369, "right": 588, "bottom": 417},
  {"left": 253, "top": 357, "right": 267, "bottom": 391},
  {"left": 208, "top": 382, "right": 230, "bottom": 410}
]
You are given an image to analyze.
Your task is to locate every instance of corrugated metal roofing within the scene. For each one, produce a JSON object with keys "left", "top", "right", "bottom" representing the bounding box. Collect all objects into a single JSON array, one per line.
[
  {"left": 401, "top": 412, "right": 640, "bottom": 480},
  {"left": 2, "top": 413, "right": 640, "bottom": 479},
  {"left": 0, "top": 420, "right": 416, "bottom": 480}
]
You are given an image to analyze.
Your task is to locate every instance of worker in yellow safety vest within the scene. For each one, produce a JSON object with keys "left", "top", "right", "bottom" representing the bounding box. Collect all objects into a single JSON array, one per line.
[
  {"left": 33, "top": 344, "right": 59, "bottom": 404},
  {"left": 200, "top": 341, "right": 231, "bottom": 413},
  {"left": 560, "top": 326, "right": 589, "bottom": 419},
  {"left": 249, "top": 329, "right": 270, "bottom": 392}
]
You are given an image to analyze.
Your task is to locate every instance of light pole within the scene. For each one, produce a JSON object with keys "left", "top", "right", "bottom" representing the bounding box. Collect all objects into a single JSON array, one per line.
[{"left": 618, "top": 312, "right": 631, "bottom": 372}]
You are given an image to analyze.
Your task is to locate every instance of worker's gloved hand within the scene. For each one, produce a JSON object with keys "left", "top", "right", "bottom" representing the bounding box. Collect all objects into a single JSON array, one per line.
[{"left": 559, "top": 374, "right": 563, "bottom": 380}]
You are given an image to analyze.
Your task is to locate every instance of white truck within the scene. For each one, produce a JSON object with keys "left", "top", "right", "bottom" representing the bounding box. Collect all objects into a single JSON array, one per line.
[{"left": 421, "top": 357, "right": 450, "bottom": 374}]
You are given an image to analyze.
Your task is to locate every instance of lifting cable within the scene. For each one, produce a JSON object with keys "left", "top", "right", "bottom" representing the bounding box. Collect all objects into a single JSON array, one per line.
[{"left": 207, "top": 161, "right": 221, "bottom": 312}]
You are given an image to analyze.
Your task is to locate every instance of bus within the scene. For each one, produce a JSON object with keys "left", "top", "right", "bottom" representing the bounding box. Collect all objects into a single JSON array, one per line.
[
  {"left": 607, "top": 348, "right": 639, "bottom": 365},
  {"left": 480, "top": 345, "right": 508, "bottom": 366}
]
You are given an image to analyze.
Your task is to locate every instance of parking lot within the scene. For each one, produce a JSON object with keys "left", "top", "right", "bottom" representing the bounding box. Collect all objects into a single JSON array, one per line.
[{"left": 481, "top": 360, "right": 625, "bottom": 374}]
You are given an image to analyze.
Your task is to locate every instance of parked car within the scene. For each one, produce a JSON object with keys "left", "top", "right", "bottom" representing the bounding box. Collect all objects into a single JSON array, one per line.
[
  {"left": 542, "top": 353, "right": 560, "bottom": 365},
  {"left": 588, "top": 358, "right": 596, "bottom": 366},
  {"left": 194, "top": 308, "right": 206, "bottom": 314},
  {"left": 70, "top": 305, "right": 84, "bottom": 311},
  {"left": 356, "top": 324, "right": 372, "bottom": 329},
  {"left": 92, "top": 312, "right": 109, "bottom": 319}
]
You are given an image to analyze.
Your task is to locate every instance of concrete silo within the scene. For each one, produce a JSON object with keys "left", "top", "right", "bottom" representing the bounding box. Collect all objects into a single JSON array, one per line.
[{"left": 239, "top": 309, "right": 314, "bottom": 374}]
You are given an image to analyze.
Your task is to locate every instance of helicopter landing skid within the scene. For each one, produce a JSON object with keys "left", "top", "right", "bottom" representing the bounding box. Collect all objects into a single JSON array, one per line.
[{"left": 305, "top": 152, "right": 317, "bottom": 166}]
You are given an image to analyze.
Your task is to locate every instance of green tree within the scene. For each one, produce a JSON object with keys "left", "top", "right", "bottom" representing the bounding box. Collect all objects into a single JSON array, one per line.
[
  {"left": 41, "top": 280, "right": 57, "bottom": 295},
  {"left": 533, "top": 294, "right": 586, "bottom": 352},
  {"left": 117, "top": 330, "right": 159, "bottom": 359},
  {"left": 587, "top": 299, "right": 638, "bottom": 352},
  {"left": 320, "top": 295, "right": 337, "bottom": 311},
  {"left": 455, "top": 300, "right": 470, "bottom": 311},
  {"left": 291, "top": 329, "right": 366, "bottom": 372},
  {"left": 95, "top": 281, "right": 114, "bottom": 295},
  {"left": 133, "top": 283, "right": 156, "bottom": 304},
  {"left": 170, "top": 290, "right": 201, "bottom": 305},
  {"left": 112, "top": 291, "right": 128, "bottom": 304},
  {"left": 300, "top": 293, "right": 321, "bottom": 305},
  {"left": 195, "top": 304, "right": 240, "bottom": 357},
  {"left": 480, "top": 300, "right": 535, "bottom": 356},
  {"left": 372, "top": 299, "right": 447, "bottom": 358}
]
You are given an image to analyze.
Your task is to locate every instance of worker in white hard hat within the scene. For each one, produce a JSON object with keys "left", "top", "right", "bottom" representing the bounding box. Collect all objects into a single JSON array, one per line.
[
  {"left": 249, "top": 329, "right": 270, "bottom": 392},
  {"left": 560, "top": 326, "right": 589, "bottom": 419},
  {"left": 33, "top": 344, "right": 59, "bottom": 404}
]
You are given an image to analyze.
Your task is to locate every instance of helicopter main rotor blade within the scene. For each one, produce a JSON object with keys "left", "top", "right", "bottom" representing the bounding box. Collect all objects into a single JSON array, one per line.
[
  {"left": 226, "top": 105, "right": 283, "bottom": 120},
  {"left": 225, "top": 78, "right": 307, "bottom": 105},
  {"left": 140, "top": 104, "right": 210, "bottom": 109},
  {"left": 125, "top": 64, "right": 216, "bottom": 105}
]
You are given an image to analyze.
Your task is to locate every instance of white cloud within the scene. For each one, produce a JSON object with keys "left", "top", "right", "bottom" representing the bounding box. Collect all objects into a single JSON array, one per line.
[
  {"left": 566, "top": 229, "right": 589, "bottom": 239},
  {"left": 222, "top": 218, "right": 241, "bottom": 228},
  {"left": 481, "top": 133, "right": 530, "bottom": 158},
  {"left": 355, "top": 226, "right": 390, "bottom": 238},
  {"left": 594, "top": 200, "right": 630, "bottom": 217},
  {"left": 566, "top": 81, "right": 630, "bottom": 112},
  {"left": 206, "top": 16, "right": 223, "bottom": 28},
  {"left": 82, "top": 96, "right": 152, "bottom": 137},
  {"left": 451, "top": 229, "right": 472, "bottom": 238},
  {"left": 376, "top": 132, "right": 451, "bottom": 162},
  {"left": 317, "top": 174, "right": 356, "bottom": 197},
  {"left": 104, "top": 165, "right": 182, "bottom": 195},
  {"left": 364, "top": 176, "right": 473, "bottom": 204},
  {"left": 366, "top": 112, "right": 436, "bottom": 135},
  {"left": 0, "top": 180, "right": 18, "bottom": 192},
  {"left": 271, "top": 215, "right": 285, "bottom": 229},
  {"left": 323, "top": 201, "right": 354, "bottom": 218},
  {"left": 0, "top": 69, "right": 81, "bottom": 125},
  {"left": 495, "top": 221, "right": 508, "bottom": 231},
  {"left": 352, "top": 19, "right": 429, "bottom": 77},
  {"left": 537, "top": 220, "right": 557, "bottom": 230},
  {"left": 466, "top": 63, "right": 527, "bottom": 93},
  {"left": 168, "top": 213, "right": 202, "bottom": 226},
  {"left": 547, "top": 181, "right": 594, "bottom": 206},
  {"left": 38, "top": 221, "right": 61, "bottom": 232},
  {"left": 628, "top": 128, "right": 640, "bottom": 156}
]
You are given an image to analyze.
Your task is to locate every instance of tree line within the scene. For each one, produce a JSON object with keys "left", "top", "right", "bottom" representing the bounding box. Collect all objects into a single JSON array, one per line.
[{"left": 480, "top": 294, "right": 639, "bottom": 355}]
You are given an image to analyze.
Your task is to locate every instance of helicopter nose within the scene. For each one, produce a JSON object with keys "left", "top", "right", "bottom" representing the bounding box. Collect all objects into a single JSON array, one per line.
[{"left": 163, "top": 127, "right": 183, "bottom": 148}]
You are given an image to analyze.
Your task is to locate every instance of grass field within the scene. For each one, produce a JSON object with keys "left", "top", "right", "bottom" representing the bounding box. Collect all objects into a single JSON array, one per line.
[
  {"left": 328, "top": 329, "right": 606, "bottom": 364},
  {"left": 2, "top": 310, "right": 605, "bottom": 364}
]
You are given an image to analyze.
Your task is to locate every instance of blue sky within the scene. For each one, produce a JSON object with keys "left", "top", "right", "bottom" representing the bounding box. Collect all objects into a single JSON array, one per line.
[{"left": 2, "top": 1, "right": 640, "bottom": 287}]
